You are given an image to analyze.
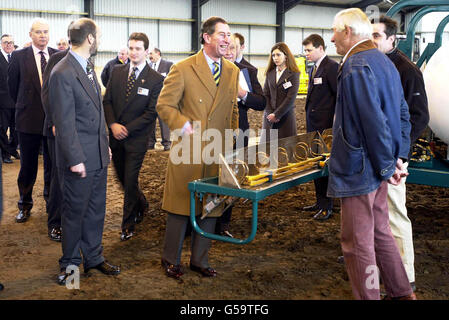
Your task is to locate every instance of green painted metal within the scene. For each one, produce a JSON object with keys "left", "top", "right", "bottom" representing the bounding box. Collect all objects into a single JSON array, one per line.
[
  {"left": 386, "top": 0, "right": 449, "bottom": 18},
  {"left": 396, "top": 6, "right": 449, "bottom": 59},
  {"left": 407, "top": 159, "right": 449, "bottom": 187},
  {"left": 416, "top": 14, "right": 449, "bottom": 67},
  {"left": 189, "top": 168, "right": 327, "bottom": 244}
]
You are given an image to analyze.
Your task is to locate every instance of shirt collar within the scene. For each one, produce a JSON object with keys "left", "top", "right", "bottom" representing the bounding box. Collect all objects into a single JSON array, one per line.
[
  {"left": 235, "top": 55, "right": 243, "bottom": 63},
  {"left": 203, "top": 50, "right": 220, "bottom": 66},
  {"left": 314, "top": 54, "right": 326, "bottom": 70},
  {"left": 69, "top": 49, "right": 88, "bottom": 73},
  {"left": 129, "top": 60, "right": 147, "bottom": 74},
  {"left": 342, "top": 39, "right": 370, "bottom": 64},
  {"left": 32, "top": 44, "right": 49, "bottom": 56}
]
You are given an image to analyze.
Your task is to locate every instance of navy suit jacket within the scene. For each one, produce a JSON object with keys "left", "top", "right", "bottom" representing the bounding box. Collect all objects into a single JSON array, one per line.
[
  {"left": 8, "top": 46, "right": 58, "bottom": 134},
  {"left": 305, "top": 55, "right": 338, "bottom": 133},
  {"left": 0, "top": 53, "right": 14, "bottom": 109}
]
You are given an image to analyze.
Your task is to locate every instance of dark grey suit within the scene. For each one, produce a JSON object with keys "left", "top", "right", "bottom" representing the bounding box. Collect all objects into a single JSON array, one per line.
[
  {"left": 0, "top": 52, "right": 17, "bottom": 159},
  {"left": 305, "top": 55, "right": 338, "bottom": 210},
  {"left": 49, "top": 52, "right": 110, "bottom": 270},
  {"left": 103, "top": 62, "right": 163, "bottom": 231},
  {"left": 148, "top": 58, "right": 173, "bottom": 149}
]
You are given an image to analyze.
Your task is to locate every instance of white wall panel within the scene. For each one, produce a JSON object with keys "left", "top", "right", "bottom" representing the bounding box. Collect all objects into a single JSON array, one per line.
[
  {"left": 40, "top": 13, "right": 82, "bottom": 49},
  {"left": 95, "top": 16, "right": 129, "bottom": 52},
  {"left": 95, "top": 0, "right": 190, "bottom": 19},
  {"left": 228, "top": 25, "right": 250, "bottom": 54},
  {"left": 286, "top": 4, "right": 340, "bottom": 29},
  {"left": 128, "top": 19, "right": 159, "bottom": 48},
  {"left": 202, "top": 0, "right": 276, "bottom": 25},
  {"left": 159, "top": 21, "right": 191, "bottom": 52},
  {"left": 1, "top": 11, "right": 36, "bottom": 48},
  {"left": 249, "top": 27, "right": 275, "bottom": 54},
  {"left": 285, "top": 28, "right": 302, "bottom": 56},
  {"left": 0, "top": 0, "right": 84, "bottom": 12}
]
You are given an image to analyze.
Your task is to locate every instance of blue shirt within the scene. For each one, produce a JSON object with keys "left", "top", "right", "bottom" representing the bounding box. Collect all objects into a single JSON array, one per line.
[
  {"left": 70, "top": 50, "right": 88, "bottom": 73},
  {"left": 203, "top": 50, "right": 221, "bottom": 76}
]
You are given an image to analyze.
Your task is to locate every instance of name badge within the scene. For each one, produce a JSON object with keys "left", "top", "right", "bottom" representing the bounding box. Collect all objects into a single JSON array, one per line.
[
  {"left": 161, "top": 72, "right": 167, "bottom": 77},
  {"left": 314, "top": 78, "right": 323, "bottom": 85},
  {"left": 137, "top": 87, "right": 149, "bottom": 96},
  {"left": 283, "top": 81, "right": 292, "bottom": 89}
]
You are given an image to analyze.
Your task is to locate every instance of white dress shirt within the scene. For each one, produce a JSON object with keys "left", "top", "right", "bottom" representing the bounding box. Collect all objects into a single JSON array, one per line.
[{"left": 31, "top": 44, "right": 49, "bottom": 86}]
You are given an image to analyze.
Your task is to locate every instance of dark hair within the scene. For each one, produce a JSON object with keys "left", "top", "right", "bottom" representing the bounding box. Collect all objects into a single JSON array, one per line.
[
  {"left": 128, "top": 32, "right": 149, "bottom": 50},
  {"left": 372, "top": 15, "right": 398, "bottom": 38},
  {"left": 200, "top": 16, "right": 227, "bottom": 45},
  {"left": 1, "top": 34, "right": 12, "bottom": 40},
  {"left": 69, "top": 18, "right": 97, "bottom": 47},
  {"left": 302, "top": 34, "right": 325, "bottom": 50},
  {"left": 266, "top": 42, "right": 300, "bottom": 75},
  {"left": 233, "top": 32, "right": 245, "bottom": 46},
  {"left": 153, "top": 47, "right": 161, "bottom": 56}
]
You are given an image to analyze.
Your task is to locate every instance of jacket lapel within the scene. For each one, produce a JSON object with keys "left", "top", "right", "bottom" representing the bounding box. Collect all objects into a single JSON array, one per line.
[
  {"left": 192, "top": 50, "right": 217, "bottom": 99},
  {"left": 276, "top": 68, "right": 292, "bottom": 88},
  {"left": 208, "top": 57, "right": 232, "bottom": 117},
  {"left": 68, "top": 54, "right": 100, "bottom": 109}
]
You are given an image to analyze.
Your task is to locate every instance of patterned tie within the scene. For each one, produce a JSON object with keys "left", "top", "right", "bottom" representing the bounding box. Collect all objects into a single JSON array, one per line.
[
  {"left": 213, "top": 61, "right": 220, "bottom": 86},
  {"left": 86, "top": 62, "right": 97, "bottom": 93},
  {"left": 7, "top": 54, "right": 11, "bottom": 63},
  {"left": 39, "top": 51, "right": 47, "bottom": 73},
  {"left": 311, "top": 64, "right": 317, "bottom": 79},
  {"left": 126, "top": 66, "right": 138, "bottom": 99}
]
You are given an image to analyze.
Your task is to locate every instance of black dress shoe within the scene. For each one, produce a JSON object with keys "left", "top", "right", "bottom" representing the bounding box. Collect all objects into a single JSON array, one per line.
[
  {"left": 16, "top": 209, "right": 31, "bottom": 223},
  {"left": 189, "top": 263, "right": 217, "bottom": 277},
  {"left": 313, "top": 209, "right": 333, "bottom": 221},
  {"left": 57, "top": 269, "right": 73, "bottom": 286},
  {"left": 0, "top": 282, "right": 4, "bottom": 291},
  {"left": 85, "top": 261, "right": 120, "bottom": 275},
  {"left": 3, "top": 157, "right": 12, "bottom": 164},
  {"left": 48, "top": 227, "right": 62, "bottom": 242},
  {"left": 120, "top": 229, "right": 134, "bottom": 241},
  {"left": 302, "top": 203, "right": 319, "bottom": 211},
  {"left": 161, "top": 258, "right": 183, "bottom": 280},
  {"left": 11, "top": 150, "right": 20, "bottom": 160}
]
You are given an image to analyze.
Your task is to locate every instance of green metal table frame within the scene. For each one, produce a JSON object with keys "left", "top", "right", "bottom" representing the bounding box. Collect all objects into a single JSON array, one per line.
[
  {"left": 189, "top": 168, "right": 327, "bottom": 244},
  {"left": 407, "top": 159, "right": 449, "bottom": 187}
]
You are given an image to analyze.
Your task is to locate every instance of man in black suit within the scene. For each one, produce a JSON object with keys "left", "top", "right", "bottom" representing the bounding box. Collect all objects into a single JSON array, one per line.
[
  {"left": 104, "top": 33, "right": 163, "bottom": 241},
  {"left": 41, "top": 25, "right": 72, "bottom": 241},
  {"left": 147, "top": 47, "right": 172, "bottom": 151},
  {"left": 100, "top": 47, "right": 129, "bottom": 87},
  {"left": 0, "top": 34, "right": 20, "bottom": 164},
  {"left": 8, "top": 19, "right": 58, "bottom": 223},
  {"left": 49, "top": 18, "right": 120, "bottom": 285},
  {"left": 216, "top": 34, "right": 266, "bottom": 237},
  {"left": 302, "top": 34, "right": 338, "bottom": 221}
]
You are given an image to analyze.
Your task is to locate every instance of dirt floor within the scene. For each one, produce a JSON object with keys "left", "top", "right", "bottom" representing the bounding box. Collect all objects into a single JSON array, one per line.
[{"left": 0, "top": 97, "right": 448, "bottom": 300}]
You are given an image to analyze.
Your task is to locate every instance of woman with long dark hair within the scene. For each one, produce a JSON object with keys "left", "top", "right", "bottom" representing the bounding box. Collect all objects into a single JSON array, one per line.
[{"left": 261, "top": 42, "right": 300, "bottom": 143}]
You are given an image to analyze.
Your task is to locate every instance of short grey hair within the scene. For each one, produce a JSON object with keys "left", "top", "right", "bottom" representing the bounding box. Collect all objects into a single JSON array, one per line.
[
  {"left": 333, "top": 8, "right": 372, "bottom": 39},
  {"left": 30, "top": 17, "right": 49, "bottom": 32}
]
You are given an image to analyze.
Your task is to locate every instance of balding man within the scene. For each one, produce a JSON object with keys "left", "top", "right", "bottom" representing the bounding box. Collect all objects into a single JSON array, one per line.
[
  {"left": 329, "top": 8, "right": 413, "bottom": 300},
  {"left": 8, "top": 18, "right": 58, "bottom": 223},
  {"left": 101, "top": 47, "right": 129, "bottom": 87},
  {"left": 56, "top": 37, "right": 69, "bottom": 51}
]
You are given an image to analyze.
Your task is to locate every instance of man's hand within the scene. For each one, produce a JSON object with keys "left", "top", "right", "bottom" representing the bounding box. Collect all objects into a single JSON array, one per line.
[
  {"left": 387, "top": 158, "right": 409, "bottom": 186},
  {"left": 110, "top": 123, "right": 128, "bottom": 140},
  {"left": 52, "top": 126, "right": 56, "bottom": 136},
  {"left": 238, "top": 85, "right": 248, "bottom": 99},
  {"left": 70, "top": 163, "right": 86, "bottom": 178},
  {"left": 267, "top": 113, "right": 279, "bottom": 123}
]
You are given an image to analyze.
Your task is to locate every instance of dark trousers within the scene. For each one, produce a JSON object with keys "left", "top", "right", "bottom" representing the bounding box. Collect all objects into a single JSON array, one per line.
[
  {"left": 314, "top": 176, "right": 333, "bottom": 210},
  {"left": 46, "top": 136, "right": 62, "bottom": 229},
  {"left": 59, "top": 167, "right": 107, "bottom": 270},
  {"left": 148, "top": 114, "right": 170, "bottom": 148},
  {"left": 340, "top": 181, "right": 412, "bottom": 300},
  {"left": 111, "top": 144, "right": 147, "bottom": 231},
  {"left": 17, "top": 132, "right": 51, "bottom": 211},
  {"left": 163, "top": 213, "right": 216, "bottom": 268},
  {"left": 0, "top": 108, "right": 18, "bottom": 158}
]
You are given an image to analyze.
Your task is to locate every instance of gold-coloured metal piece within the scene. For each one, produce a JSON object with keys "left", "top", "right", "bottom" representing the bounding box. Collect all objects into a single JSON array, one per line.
[
  {"left": 323, "top": 135, "right": 333, "bottom": 150},
  {"left": 310, "top": 138, "right": 325, "bottom": 157},
  {"left": 293, "top": 142, "right": 309, "bottom": 161},
  {"left": 255, "top": 152, "right": 271, "bottom": 171},
  {"left": 228, "top": 159, "right": 249, "bottom": 185},
  {"left": 276, "top": 147, "right": 289, "bottom": 168}
]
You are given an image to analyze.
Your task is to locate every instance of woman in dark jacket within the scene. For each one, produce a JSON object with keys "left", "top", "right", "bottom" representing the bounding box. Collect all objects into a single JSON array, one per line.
[{"left": 261, "top": 42, "right": 300, "bottom": 143}]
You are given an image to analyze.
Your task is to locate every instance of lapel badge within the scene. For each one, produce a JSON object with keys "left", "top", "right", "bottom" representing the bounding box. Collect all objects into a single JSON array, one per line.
[{"left": 141, "top": 79, "right": 145, "bottom": 84}]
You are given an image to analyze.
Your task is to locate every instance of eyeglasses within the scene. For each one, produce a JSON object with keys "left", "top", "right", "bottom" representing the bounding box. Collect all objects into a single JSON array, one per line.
[
  {"left": 2, "top": 41, "right": 14, "bottom": 45},
  {"left": 304, "top": 49, "right": 314, "bottom": 53}
]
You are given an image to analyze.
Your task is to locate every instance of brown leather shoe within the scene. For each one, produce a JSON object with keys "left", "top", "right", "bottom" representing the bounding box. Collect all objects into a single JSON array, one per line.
[
  {"left": 161, "top": 259, "right": 183, "bottom": 280},
  {"left": 189, "top": 263, "right": 217, "bottom": 277}
]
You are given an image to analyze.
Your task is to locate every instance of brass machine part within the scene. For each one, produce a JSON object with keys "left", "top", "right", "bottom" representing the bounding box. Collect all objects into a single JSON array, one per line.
[
  {"left": 310, "top": 138, "right": 326, "bottom": 157},
  {"left": 293, "top": 142, "right": 309, "bottom": 161},
  {"left": 255, "top": 151, "right": 273, "bottom": 171},
  {"left": 323, "top": 134, "right": 333, "bottom": 150},
  {"left": 276, "top": 147, "right": 289, "bottom": 168}
]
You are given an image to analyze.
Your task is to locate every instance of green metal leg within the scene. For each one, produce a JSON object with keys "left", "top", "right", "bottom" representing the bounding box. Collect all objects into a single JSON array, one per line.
[{"left": 190, "top": 191, "right": 259, "bottom": 244}]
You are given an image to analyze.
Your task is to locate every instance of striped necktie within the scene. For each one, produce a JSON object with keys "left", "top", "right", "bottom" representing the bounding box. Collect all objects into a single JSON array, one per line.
[
  {"left": 213, "top": 61, "right": 220, "bottom": 86},
  {"left": 126, "top": 66, "right": 138, "bottom": 99}
]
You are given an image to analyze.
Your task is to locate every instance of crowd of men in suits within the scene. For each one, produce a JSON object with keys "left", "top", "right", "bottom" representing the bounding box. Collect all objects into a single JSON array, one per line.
[{"left": 0, "top": 9, "right": 430, "bottom": 300}]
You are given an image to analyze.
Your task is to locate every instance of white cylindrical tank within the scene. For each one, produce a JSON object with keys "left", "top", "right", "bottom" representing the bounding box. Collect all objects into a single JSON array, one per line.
[{"left": 423, "top": 45, "right": 449, "bottom": 145}]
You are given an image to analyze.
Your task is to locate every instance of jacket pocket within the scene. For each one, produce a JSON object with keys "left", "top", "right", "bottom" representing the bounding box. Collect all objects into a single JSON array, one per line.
[{"left": 329, "top": 127, "right": 365, "bottom": 176}]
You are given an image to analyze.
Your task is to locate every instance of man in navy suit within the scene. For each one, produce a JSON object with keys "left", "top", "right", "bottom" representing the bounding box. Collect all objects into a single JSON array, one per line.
[
  {"left": 302, "top": 34, "right": 338, "bottom": 221},
  {"left": 8, "top": 18, "right": 58, "bottom": 223}
]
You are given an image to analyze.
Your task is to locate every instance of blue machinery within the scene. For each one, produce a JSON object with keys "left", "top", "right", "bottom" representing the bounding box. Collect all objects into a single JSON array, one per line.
[{"left": 189, "top": 0, "right": 449, "bottom": 245}]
